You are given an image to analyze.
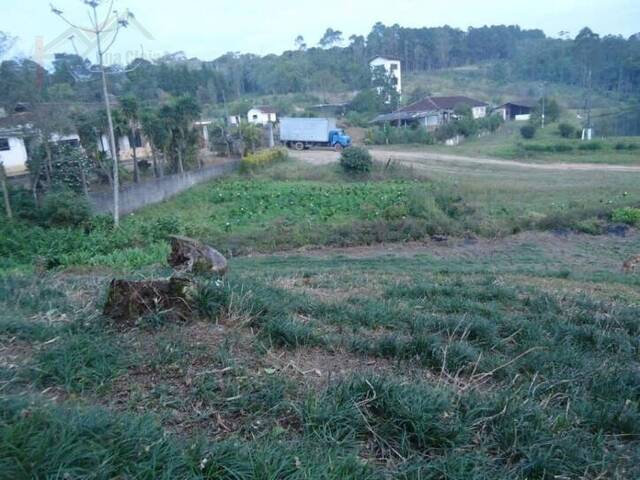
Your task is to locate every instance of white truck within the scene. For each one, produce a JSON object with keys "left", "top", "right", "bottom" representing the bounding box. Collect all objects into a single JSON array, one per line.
[{"left": 279, "top": 117, "right": 352, "bottom": 151}]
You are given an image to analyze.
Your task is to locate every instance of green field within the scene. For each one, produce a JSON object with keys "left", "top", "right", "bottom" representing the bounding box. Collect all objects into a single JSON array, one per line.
[
  {"left": 397, "top": 121, "right": 640, "bottom": 166},
  {"left": 2, "top": 157, "right": 640, "bottom": 272},
  {"left": 2, "top": 156, "right": 640, "bottom": 478}
]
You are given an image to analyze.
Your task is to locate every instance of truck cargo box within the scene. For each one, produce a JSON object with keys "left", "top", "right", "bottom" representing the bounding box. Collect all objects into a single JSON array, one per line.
[{"left": 280, "top": 117, "right": 337, "bottom": 143}]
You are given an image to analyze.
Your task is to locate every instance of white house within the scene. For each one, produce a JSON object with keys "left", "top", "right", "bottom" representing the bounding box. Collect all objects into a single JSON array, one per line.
[
  {"left": 247, "top": 106, "right": 277, "bottom": 125},
  {"left": 98, "top": 132, "right": 151, "bottom": 161},
  {"left": 0, "top": 135, "right": 29, "bottom": 175},
  {"left": 369, "top": 56, "right": 402, "bottom": 95},
  {"left": 0, "top": 110, "right": 34, "bottom": 176}
]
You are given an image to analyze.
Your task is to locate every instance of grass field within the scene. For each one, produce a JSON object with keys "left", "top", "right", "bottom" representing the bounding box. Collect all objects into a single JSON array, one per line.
[
  {"left": 2, "top": 156, "right": 640, "bottom": 272},
  {"left": 1, "top": 154, "right": 640, "bottom": 478}
]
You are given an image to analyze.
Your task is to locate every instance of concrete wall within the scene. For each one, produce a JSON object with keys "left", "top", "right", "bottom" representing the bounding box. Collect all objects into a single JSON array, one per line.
[
  {"left": 247, "top": 109, "right": 277, "bottom": 125},
  {"left": 89, "top": 159, "right": 239, "bottom": 215},
  {"left": 0, "top": 136, "right": 28, "bottom": 175}
]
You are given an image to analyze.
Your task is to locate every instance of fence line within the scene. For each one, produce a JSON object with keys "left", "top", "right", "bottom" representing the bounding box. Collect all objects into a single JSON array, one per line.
[{"left": 89, "top": 160, "right": 240, "bottom": 215}]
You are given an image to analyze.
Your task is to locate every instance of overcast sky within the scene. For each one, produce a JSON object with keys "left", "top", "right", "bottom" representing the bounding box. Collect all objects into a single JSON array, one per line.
[{"left": 2, "top": 0, "right": 639, "bottom": 65}]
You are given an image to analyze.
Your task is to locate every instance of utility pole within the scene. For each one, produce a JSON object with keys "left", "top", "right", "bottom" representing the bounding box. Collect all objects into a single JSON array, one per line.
[
  {"left": 585, "top": 68, "right": 593, "bottom": 140},
  {"left": 541, "top": 82, "right": 546, "bottom": 129},
  {"left": 52, "top": 1, "right": 133, "bottom": 226}
]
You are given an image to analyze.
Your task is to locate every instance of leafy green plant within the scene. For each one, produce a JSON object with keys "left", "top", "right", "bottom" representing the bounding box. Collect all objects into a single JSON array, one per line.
[
  {"left": 39, "top": 189, "right": 91, "bottom": 228},
  {"left": 339, "top": 146, "right": 373, "bottom": 174},
  {"left": 520, "top": 125, "right": 536, "bottom": 139},
  {"left": 558, "top": 123, "right": 577, "bottom": 138},
  {"left": 611, "top": 207, "right": 640, "bottom": 226}
]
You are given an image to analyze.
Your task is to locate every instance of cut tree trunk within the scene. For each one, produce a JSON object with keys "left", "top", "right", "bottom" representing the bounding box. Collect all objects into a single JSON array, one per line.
[
  {"left": 168, "top": 235, "right": 228, "bottom": 275},
  {"left": 103, "top": 276, "right": 192, "bottom": 326}
]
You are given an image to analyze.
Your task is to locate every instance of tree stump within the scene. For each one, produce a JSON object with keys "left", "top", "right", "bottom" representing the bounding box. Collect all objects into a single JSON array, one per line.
[
  {"left": 103, "top": 277, "right": 192, "bottom": 326},
  {"left": 168, "top": 235, "right": 228, "bottom": 275}
]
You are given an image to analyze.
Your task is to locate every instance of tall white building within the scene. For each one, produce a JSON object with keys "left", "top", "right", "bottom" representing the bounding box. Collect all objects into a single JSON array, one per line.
[{"left": 369, "top": 56, "right": 402, "bottom": 95}]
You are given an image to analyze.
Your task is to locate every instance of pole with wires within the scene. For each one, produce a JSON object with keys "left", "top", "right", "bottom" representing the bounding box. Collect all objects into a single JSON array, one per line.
[{"left": 51, "top": 0, "right": 133, "bottom": 226}]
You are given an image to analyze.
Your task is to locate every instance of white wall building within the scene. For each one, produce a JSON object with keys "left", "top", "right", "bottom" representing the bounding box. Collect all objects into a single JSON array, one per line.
[
  {"left": 0, "top": 135, "right": 29, "bottom": 175},
  {"left": 369, "top": 56, "right": 402, "bottom": 95},
  {"left": 98, "top": 132, "right": 151, "bottom": 160},
  {"left": 247, "top": 107, "right": 277, "bottom": 125}
]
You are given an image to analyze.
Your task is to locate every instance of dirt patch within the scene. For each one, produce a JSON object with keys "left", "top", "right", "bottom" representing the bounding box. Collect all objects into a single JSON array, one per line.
[
  {"left": 289, "top": 147, "right": 640, "bottom": 172},
  {"left": 255, "top": 229, "right": 639, "bottom": 265}
]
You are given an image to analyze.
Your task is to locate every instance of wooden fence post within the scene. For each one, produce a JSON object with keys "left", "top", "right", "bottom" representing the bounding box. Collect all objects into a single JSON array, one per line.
[{"left": 0, "top": 162, "right": 12, "bottom": 220}]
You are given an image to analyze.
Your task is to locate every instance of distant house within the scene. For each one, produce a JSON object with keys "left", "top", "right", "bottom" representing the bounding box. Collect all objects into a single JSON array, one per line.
[
  {"left": 247, "top": 106, "right": 277, "bottom": 125},
  {"left": 369, "top": 56, "right": 402, "bottom": 95},
  {"left": 0, "top": 120, "right": 31, "bottom": 176},
  {"left": 97, "top": 132, "right": 151, "bottom": 161},
  {"left": 495, "top": 102, "right": 533, "bottom": 121},
  {"left": 372, "top": 96, "right": 489, "bottom": 130}
]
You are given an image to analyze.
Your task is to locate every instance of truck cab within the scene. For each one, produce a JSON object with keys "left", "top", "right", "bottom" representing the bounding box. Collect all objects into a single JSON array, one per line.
[{"left": 328, "top": 129, "right": 352, "bottom": 150}]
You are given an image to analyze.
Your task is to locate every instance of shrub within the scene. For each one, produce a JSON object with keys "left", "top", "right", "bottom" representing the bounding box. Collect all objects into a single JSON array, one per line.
[
  {"left": 611, "top": 207, "right": 640, "bottom": 226},
  {"left": 39, "top": 189, "right": 91, "bottom": 227},
  {"left": 558, "top": 123, "right": 576, "bottom": 138},
  {"left": 614, "top": 142, "right": 638, "bottom": 151},
  {"left": 339, "top": 146, "right": 373, "bottom": 174},
  {"left": 240, "top": 147, "right": 288, "bottom": 173},
  {"left": 578, "top": 141, "right": 603, "bottom": 151},
  {"left": 520, "top": 125, "right": 536, "bottom": 139}
]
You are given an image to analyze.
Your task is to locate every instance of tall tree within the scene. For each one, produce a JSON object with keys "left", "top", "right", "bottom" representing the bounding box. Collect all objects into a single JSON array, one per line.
[
  {"left": 140, "top": 108, "right": 170, "bottom": 177},
  {"left": 120, "top": 95, "right": 141, "bottom": 183},
  {"left": 319, "top": 28, "right": 343, "bottom": 48}
]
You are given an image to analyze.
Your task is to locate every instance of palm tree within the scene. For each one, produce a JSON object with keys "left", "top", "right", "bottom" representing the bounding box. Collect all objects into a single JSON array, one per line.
[{"left": 121, "top": 95, "right": 141, "bottom": 182}]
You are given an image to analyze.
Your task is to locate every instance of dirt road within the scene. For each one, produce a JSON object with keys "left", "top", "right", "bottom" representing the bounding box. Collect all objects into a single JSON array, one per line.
[{"left": 290, "top": 148, "right": 640, "bottom": 172}]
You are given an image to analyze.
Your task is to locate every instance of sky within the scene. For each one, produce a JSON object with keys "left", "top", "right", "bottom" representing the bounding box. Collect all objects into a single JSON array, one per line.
[{"left": 2, "top": 0, "right": 639, "bottom": 65}]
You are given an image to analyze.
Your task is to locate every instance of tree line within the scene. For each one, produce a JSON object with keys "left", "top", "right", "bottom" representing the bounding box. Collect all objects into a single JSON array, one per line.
[{"left": 1, "top": 24, "right": 639, "bottom": 115}]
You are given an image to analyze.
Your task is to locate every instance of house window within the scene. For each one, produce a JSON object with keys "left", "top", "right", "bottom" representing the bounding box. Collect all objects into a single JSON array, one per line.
[
  {"left": 252, "top": 115, "right": 258, "bottom": 120},
  {"left": 390, "top": 64, "right": 398, "bottom": 72},
  {"left": 57, "top": 138, "right": 80, "bottom": 148},
  {"left": 0, "top": 138, "right": 9, "bottom": 151}
]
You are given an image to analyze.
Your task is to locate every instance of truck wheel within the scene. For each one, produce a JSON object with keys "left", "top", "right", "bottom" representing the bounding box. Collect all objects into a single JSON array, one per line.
[
  {"left": 334, "top": 143, "right": 343, "bottom": 152},
  {"left": 294, "top": 142, "right": 304, "bottom": 151}
]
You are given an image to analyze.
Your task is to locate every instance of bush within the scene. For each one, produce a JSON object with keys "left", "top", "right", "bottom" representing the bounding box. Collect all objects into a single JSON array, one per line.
[
  {"left": 611, "top": 207, "right": 640, "bottom": 226},
  {"left": 558, "top": 123, "right": 576, "bottom": 138},
  {"left": 520, "top": 125, "right": 536, "bottom": 139},
  {"left": 614, "top": 142, "right": 639, "bottom": 151},
  {"left": 240, "top": 148, "right": 288, "bottom": 173},
  {"left": 339, "top": 146, "right": 373, "bottom": 174},
  {"left": 39, "top": 189, "right": 91, "bottom": 228},
  {"left": 578, "top": 141, "right": 603, "bottom": 151}
]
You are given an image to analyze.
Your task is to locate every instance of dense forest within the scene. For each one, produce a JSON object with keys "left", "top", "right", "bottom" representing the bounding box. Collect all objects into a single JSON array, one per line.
[{"left": 1, "top": 23, "right": 639, "bottom": 112}]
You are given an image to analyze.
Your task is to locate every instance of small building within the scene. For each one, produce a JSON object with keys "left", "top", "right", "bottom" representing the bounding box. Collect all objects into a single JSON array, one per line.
[
  {"left": 369, "top": 56, "right": 402, "bottom": 95},
  {"left": 496, "top": 102, "right": 533, "bottom": 121},
  {"left": 0, "top": 109, "right": 35, "bottom": 176},
  {"left": 247, "top": 106, "right": 277, "bottom": 125},
  {"left": 97, "top": 132, "right": 151, "bottom": 161},
  {"left": 371, "top": 95, "right": 489, "bottom": 130}
]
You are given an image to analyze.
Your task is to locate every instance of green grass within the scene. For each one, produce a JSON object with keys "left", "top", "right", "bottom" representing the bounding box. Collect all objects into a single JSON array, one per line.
[
  {"left": 3, "top": 156, "right": 640, "bottom": 271},
  {"left": 2, "top": 232, "right": 640, "bottom": 477},
  {"left": 391, "top": 120, "right": 640, "bottom": 165}
]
